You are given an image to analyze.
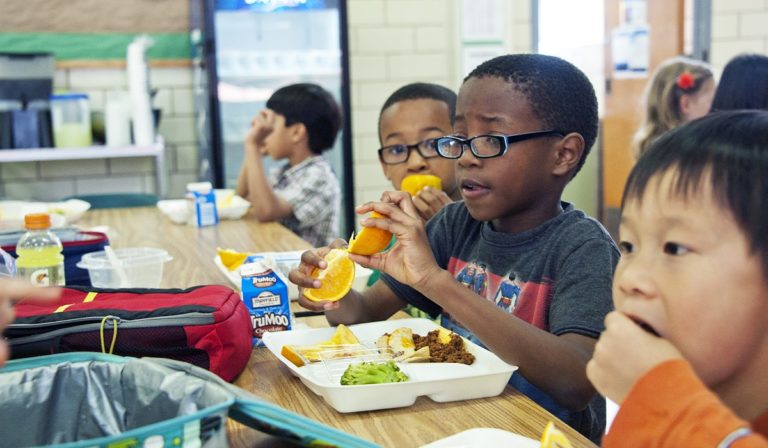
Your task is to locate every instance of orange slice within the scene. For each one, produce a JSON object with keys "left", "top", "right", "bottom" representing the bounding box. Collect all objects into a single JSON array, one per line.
[
  {"left": 540, "top": 421, "right": 573, "bottom": 448},
  {"left": 304, "top": 248, "right": 356, "bottom": 302},
  {"left": 400, "top": 174, "right": 442, "bottom": 196},
  {"left": 281, "top": 345, "right": 310, "bottom": 367},
  {"left": 348, "top": 211, "right": 392, "bottom": 255},
  {"left": 281, "top": 325, "right": 362, "bottom": 367},
  {"left": 217, "top": 247, "right": 250, "bottom": 271}
]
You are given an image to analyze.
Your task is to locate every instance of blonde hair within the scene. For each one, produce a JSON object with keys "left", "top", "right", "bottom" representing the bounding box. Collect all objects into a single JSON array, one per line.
[{"left": 632, "top": 57, "right": 714, "bottom": 159}]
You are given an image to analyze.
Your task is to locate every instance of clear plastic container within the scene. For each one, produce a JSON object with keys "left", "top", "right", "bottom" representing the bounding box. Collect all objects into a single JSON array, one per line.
[
  {"left": 15, "top": 213, "right": 65, "bottom": 286},
  {"left": 76, "top": 247, "right": 172, "bottom": 288},
  {"left": 50, "top": 93, "right": 92, "bottom": 148}
]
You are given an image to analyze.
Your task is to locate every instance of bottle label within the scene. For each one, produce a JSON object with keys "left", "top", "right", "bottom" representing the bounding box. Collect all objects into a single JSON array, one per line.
[{"left": 18, "top": 264, "right": 65, "bottom": 287}]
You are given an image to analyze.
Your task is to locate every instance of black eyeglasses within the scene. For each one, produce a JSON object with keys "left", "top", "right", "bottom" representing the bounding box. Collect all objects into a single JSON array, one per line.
[
  {"left": 377, "top": 138, "right": 440, "bottom": 165},
  {"left": 435, "top": 130, "right": 564, "bottom": 159}
]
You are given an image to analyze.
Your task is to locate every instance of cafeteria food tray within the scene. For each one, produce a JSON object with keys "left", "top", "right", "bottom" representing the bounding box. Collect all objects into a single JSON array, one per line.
[
  {"left": 262, "top": 318, "right": 517, "bottom": 413},
  {"left": 420, "top": 428, "right": 538, "bottom": 447}
]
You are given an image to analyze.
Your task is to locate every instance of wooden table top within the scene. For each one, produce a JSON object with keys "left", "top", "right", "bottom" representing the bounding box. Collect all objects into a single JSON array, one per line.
[{"left": 79, "top": 207, "right": 597, "bottom": 448}]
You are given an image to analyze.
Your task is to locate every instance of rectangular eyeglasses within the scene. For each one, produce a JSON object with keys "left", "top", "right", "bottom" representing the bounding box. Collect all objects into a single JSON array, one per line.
[{"left": 435, "top": 130, "right": 564, "bottom": 159}]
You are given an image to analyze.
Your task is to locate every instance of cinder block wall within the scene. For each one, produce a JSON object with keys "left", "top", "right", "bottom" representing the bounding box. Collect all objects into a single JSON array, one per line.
[
  {"left": 347, "top": 0, "right": 531, "bottom": 208},
  {"left": 1, "top": 0, "right": 533, "bottom": 205},
  {"left": 710, "top": 0, "right": 768, "bottom": 70}
]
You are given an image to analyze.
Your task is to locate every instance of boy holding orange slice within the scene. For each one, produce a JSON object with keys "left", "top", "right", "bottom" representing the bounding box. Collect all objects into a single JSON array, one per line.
[
  {"left": 376, "top": 83, "right": 461, "bottom": 222},
  {"left": 291, "top": 55, "right": 617, "bottom": 443}
]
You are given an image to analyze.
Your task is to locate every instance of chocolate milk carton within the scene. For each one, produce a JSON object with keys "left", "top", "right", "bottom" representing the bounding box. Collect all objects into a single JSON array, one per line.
[{"left": 240, "top": 257, "right": 292, "bottom": 347}]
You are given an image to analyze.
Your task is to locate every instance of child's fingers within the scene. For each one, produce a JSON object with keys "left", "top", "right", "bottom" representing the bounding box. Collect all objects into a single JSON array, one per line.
[
  {"left": 288, "top": 268, "right": 321, "bottom": 290},
  {"left": 412, "top": 188, "right": 451, "bottom": 221},
  {"left": 296, "top": 295, "right": 337, "bottom": 312},
  {"left": 2, "top": 281, "right": 61, "bottom": 304}
]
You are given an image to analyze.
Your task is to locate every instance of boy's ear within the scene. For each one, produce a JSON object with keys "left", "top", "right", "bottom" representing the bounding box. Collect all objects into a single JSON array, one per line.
[
  {"left": 289, "top": 122, "right": 308, "bottom": 144},
  {"left": 552, "top": 133, "right": 585, "bottom": 177}
]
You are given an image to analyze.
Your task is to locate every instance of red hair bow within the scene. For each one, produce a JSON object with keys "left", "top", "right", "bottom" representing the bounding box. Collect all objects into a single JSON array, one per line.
[{"left": 677, "top": 72, "right": 695, "bottom": 90}]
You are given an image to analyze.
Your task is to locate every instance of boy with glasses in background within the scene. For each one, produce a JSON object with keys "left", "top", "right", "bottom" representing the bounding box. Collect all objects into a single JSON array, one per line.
[
  {"left": 366, "top": 83, "right": 460, "bottom": 301},
  {"left": 291, "top": 54, "right": 617, "bottom": 442},
  {"left": 376, "top": 82, "right": 460, "bottom": 222}
]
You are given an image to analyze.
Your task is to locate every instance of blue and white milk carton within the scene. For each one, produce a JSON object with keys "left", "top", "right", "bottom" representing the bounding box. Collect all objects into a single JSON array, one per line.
[
  {"left": 240, "top": 257, "right": 292, "bottom": 347},
  {"left": 186, "top": 182, "right": 218, "bottom": 227}
]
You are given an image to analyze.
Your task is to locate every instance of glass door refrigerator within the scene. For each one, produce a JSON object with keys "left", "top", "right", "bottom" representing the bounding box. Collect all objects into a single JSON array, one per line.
[{"left": 191, "top": 0, "right": 354, "bottom": 236}]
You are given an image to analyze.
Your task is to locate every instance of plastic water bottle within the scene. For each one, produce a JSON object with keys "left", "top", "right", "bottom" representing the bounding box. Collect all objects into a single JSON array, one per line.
[{"left": 15, "top": 213, "right": 65, "bottom": 286}]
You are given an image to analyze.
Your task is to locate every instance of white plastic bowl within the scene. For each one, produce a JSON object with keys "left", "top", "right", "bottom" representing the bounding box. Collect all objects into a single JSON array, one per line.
[{"left": 77, "top": 247, "right": 172, "bottom": 288}]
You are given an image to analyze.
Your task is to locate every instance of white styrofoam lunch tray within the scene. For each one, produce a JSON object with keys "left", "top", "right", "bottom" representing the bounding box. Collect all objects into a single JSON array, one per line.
[
  {"left": 420, "top": 428, "right": 538, "bottom": 448},
  {"left": 262, "top": 318, "right": 518, "bottom": 413}
]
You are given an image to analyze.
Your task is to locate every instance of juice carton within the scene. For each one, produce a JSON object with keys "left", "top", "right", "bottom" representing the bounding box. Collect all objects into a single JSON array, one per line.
[{"left": 240, "top": 257, "right": 292, "bottom": 347}]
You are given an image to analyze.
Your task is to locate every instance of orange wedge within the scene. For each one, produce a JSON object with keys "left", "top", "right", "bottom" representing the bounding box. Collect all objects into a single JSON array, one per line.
[
  {"left": 281, "top": 345, "right": 310, "bottom": 367},
  {"left": 304, "top": 248, "right": 356, "bottom": 302},
  {"left": 401, "top": 174, "right": 442, "bottom": 196},
  {"left": 348, "top": 212, "right": 392, "bottom": 255},
  {"left": 540, "top": 421, "right": 573, "bottom": 448},
  {"left": 217, "top": 247, "right": 250, "bottom": 271},
  {"left": 280, "top": 325, "right": 362, "bottom": 367}
]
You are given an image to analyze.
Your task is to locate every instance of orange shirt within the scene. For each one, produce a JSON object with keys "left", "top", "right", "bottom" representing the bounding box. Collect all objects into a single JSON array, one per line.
[{"left": 603, "top": 360, "right": 768, "bottom": 447}]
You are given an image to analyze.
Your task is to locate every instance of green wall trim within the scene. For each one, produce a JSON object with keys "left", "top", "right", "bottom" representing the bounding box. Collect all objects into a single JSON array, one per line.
[{"left": 0, "top": 32, "right": 191, "bottom": 61}]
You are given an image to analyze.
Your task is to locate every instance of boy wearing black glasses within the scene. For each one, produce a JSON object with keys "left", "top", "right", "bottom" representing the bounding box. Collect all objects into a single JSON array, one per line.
[
  {"left": 291, "top": 54, "right": 617, "bottom": 443},
  {"left": 377, "top": 82, "right": 460, "bottom": 222}
]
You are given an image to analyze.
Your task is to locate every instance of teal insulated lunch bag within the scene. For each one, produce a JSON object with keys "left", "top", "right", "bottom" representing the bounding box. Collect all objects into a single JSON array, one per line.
[{"left": 0, "top": 353, "right": 378, "bottom": 448}]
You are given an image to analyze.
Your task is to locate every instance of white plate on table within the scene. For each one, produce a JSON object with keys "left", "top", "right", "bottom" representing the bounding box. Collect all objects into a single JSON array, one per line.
[
  {"left": 157, "top": 189, "right": 250, "bottom": 224},
  {"left": 262, "top": 318, "right": 517, "bottom": 413},
  {"left": 0, "top": 199, "right": 90, "bottom": 230},
  {"left": 420, "top": 428, "right": 538, "bottom": 448}
]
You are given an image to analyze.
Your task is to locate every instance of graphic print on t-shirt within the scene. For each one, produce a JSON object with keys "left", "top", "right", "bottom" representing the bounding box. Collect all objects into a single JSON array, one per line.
[
  {"left": 494, "top": 272, "right": 522, "bottom": 312},
  {"left": 445, "top": 257, "right": 553, "bottom": 337}
]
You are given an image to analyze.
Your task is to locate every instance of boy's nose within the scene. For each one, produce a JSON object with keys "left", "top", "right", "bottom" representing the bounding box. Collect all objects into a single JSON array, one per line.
[
  {"left": 405, "top": 149, "right": 429, "bottom": 171},
  {"left": 614, "top": 255, "right": 658, "bottom": 300},
  {"left": 456, "top": 146, "right": 481, "bottom": 168}
]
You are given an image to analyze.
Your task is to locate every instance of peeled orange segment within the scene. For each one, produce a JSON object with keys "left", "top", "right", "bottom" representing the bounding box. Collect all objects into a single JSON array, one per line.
[
  {"left": 400, "top": 174, "right": 443, "bottom": 196},
  {"left": 217, "top": 247, "right": 250, "bottom": 271},
  {"left": 304, "top": 248, "right": 356, "bottom": 302},
  {"left": 347, "top": 211, "right": 392, "bottom": 255},
  {"left": 540, "top": 421, "right": 573, "bottom": 448}
]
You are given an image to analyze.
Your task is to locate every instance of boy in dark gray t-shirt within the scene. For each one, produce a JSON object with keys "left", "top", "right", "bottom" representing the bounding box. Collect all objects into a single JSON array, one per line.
[
  {"left": 292, "top": 54, "right": 618, "bottom": 444},
  {"left": 383, "top": 200, "right": 616, "bottom": 440}
]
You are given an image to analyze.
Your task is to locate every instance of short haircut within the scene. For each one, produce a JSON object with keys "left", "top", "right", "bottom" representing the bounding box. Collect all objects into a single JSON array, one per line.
[
  {"left": 710, "top": 53, "right": 768, "bottom": 112},
  {"left": 624, "top": 110, "right": 768, "bottom": 276},
  {"left": 465, "top": 54, "right": 598, "bottom": 175},
  {"left": 378, "top": 82, "right": 457, "bottom": 143},
  {"left": 266, "top": 83, "right": 342, "bottom": 154}
]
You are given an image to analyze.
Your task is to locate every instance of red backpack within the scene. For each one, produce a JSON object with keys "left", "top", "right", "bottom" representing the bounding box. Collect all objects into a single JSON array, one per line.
[{"left": 6, "top": 285, "right": 253, "bottom": 382}]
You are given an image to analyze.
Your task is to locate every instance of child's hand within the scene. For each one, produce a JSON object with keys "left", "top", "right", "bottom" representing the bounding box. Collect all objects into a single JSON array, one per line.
[
  {"left": 586, "top": 311, "right": 684, "bottom": 403},
  {"left": 0, "top": 280, "right": 61, "bottom": 367},
  {"left": 289, "top": 239, "right": 348, "bottom": 311},
  {"left": 411, "top": 187, "right": 452, "bottom": 222},
  {"left": 350, "top": 191, "right": 441, "bottom": 291},
  {"left": 245, "top": 109, "right": 276, "bottom": 153}
]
